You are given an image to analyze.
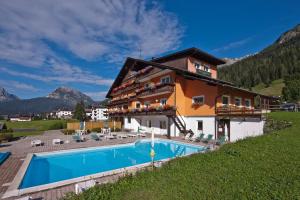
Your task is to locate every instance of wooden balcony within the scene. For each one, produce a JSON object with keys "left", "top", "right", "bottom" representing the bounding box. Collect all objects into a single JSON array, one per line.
[
  {"left": 196, "top": 69, "right": 211, "bottom": 77},
  {"left": 216, "top": 106, "right": 263, "bottom": 117},
  {"left": 137, "top": 83, "right": 174, "bottom": 99},
  {"left": 108, "top": 105, "right": 176, "bottom": 117}
]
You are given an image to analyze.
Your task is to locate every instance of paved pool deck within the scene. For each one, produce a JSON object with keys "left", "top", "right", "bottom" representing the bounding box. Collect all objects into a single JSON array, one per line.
[{"left": 0, "top": 130, "right": 210, "bottom": 200}]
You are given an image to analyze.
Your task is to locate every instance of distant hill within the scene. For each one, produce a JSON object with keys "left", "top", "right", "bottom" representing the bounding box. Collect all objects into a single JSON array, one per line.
[
  {"left": 218, "top": 24, "right": 300, "bottom": 96},
  {"left": 0, "top": 87, "right": 19, "bottom": 102},
  {"left": 0, "top": 87, "right": 106, "bottom": 115}
]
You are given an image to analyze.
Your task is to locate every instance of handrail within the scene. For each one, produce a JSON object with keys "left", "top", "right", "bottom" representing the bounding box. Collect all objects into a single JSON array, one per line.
[{"left": 176, "top": 108, "right": 186, "bottom": 129}]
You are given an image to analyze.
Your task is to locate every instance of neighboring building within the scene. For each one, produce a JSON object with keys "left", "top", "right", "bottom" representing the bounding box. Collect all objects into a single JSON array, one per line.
[
  {"left": 85, "top": 109, "right": 92, "bottom": 119},
  {"left": 10, "top": 116, "right": 32, "bottom": 122},
  {"left": 91, "top": 107, "right": 108, "bottom": 121},
  {"left": 106, "top": 47, "right": 273, "bottom": 142},
  {"left": 56, "top": 110, "right": 73, "bottom": 119}
]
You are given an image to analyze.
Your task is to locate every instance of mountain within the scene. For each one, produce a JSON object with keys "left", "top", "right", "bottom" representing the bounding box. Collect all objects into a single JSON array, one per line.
[
  {"left": 0, "top": 87, "right": 19, "bottom": 102},
  {"left": 0, "top": 87, "right": 98, "bottom": 115},
  {"left": 47, "top": 87, "right": 95, "bottom": 105},
  {"left": 218, "top": 24, "right": 300, "bottom": 94}
]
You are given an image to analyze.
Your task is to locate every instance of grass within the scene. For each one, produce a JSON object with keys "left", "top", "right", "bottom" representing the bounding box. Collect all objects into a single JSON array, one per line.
[
  {"left": 63, "top": 112, "right": 300, "bottom": 200},
  {"left": 252, "top": 79, "right": 285, "bottom": 96},
  {"left": 1, "top": 120, "right": 67, "bottom": 138}
]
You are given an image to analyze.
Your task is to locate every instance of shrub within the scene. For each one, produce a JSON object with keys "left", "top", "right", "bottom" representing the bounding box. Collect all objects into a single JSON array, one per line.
[
  {"left": 0, "top": 133, "right": 13, "bottom": 142},
  {"left": 86, "top": 129, "right": 91, "bottom": 134},
  {"left": 61, "top": 129, "right": 75, "bottom": 135},
  {"left": 91, "top": 128, "right": 102, "bottom": 133},
  {"left": 264, "top": 118, "right": 292, "bottom": 134},
  {"left": 48, "top": 121, "right": 66, "bottom": 130}
]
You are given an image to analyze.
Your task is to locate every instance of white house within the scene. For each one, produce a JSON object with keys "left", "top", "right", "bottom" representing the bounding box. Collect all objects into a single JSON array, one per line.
[
  {"left": 56, "top": 110, "right": 73, "bottom": 119},
  {"left": 91, "top": 107, "right": 108, "bottom": 121}
]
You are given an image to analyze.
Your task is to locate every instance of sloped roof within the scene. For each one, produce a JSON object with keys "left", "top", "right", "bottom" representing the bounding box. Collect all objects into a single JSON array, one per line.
[{"left": 152, "top": 47, "right": 226, "bottom": 65}]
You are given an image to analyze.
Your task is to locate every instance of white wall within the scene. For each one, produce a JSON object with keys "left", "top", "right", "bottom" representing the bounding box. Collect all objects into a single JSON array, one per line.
[
  {"left": 230, "top": 118, "right": 265, "bottom": 142},
  {"left": 184, "top": 116, "right": 216, "bottom": 138},
  {"left": 124, "top": 115, "right": 179, "bottom": 136}
]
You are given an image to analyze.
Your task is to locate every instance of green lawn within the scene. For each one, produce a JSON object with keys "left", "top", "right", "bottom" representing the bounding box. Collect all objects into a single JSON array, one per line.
[
  {"left": 63, "top": 112, "right": 300, "bottom": 200},
  {"left": 252, "top": 79, "right": 285, "bottom": 96},
  {"left": 1, "top": 120, "right": 67, "bottom": 138}
]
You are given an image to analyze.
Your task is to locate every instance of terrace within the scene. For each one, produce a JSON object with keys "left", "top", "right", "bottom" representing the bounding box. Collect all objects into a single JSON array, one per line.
[
  {"left": 0, "top": 129, "right": 207, "bottom": 200},
  {"left": 109, "top": 105, "right": 176, "bottom": 117},
  {"left": 216, "top": 106, "right": 263, "bottom": 117}
]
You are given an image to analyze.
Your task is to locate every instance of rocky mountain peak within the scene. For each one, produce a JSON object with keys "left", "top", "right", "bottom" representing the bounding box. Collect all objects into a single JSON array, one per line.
[{"left": 0, "top": 87, "right": 19, "bottom": 102}]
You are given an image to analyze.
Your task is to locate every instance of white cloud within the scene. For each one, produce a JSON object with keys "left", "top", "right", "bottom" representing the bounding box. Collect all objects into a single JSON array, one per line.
[
  {"left": 0, "top": 0, "right": 182, "bottom": 64},
  {"left": 212, "top": 37, "right": 252, "bottom": 53},
  {"left": 0, "top": 80, "right": 39, "bottom": 92}
]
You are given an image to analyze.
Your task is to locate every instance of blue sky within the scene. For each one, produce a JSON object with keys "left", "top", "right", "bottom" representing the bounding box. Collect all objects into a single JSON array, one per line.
[{"left": 0, "top": 0, "right": 299, "bottom": 100}]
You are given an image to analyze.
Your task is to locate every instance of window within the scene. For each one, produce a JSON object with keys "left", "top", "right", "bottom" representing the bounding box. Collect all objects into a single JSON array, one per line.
[
  {"left": 203, "top": 65, "right": 210, "bottom": 72},
  {"left": 161, "top": 76, "right": 171, "bottom": 84},
  {"left": 147, "top": 120, "right": 152, "bottom": 128},
  {"left": 194, "top": 63, "right": 201, "bottom": 69},
  {"left": 136, "top": 102, "right": 141, "bottom": 109},
  {"left": 192, "top": 95, "right": 204, "bottom": 105},
  {"left": 235, "top": 97, "right": 242, "bottom": 107},
  {"left": 128, "top": 117, "right": 131, "bottom": 124},
  {"left": 245, "top": 99, "right": 251, "bottom": 108},
  {"left": 160, "top": 121, "right": 166, "bottom": 129},
  {"left": 222, "top": 96, "right": 230, "bottom": 105},
  {"left": 197, "top": 121, "right": 203, "bottom": 131},
  {"left": 160, "top": 98, "right": 167, "bottom": 106},
  {"left": 144, "top": 101, "right": 151, "bottom": 108}
]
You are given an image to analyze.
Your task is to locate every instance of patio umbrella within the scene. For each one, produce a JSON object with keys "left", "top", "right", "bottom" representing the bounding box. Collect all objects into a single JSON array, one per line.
[{"left": 150, "top": 128, "right": 155, "bottom": 166}]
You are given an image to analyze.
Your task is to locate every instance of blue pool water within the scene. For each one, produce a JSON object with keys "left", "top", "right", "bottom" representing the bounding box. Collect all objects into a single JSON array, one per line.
[{"left": 20, "top": 139, "right": 205, "bottom": 189}]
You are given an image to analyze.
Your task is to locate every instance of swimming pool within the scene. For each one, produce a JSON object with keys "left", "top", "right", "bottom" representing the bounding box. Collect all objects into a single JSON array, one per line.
[{"left": 19, "top": 139, "right": 205, "bottom": 189}]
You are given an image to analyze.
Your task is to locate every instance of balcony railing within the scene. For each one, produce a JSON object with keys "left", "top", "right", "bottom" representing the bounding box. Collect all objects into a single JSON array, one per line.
[
  {"left": 196, "top": 69, "right": 211, "bottom": 77},
  {"left": 216, "top": 106, "right": 262, "bottom": 116},
  {"left": 137, "top": 83, "right": 174, "bottom": 98},
  {"left": 108, "top": 105, "right": 176, "bottom": 117}
]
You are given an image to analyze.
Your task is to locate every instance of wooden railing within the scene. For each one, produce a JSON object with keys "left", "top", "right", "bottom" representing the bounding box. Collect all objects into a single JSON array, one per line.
[
  {"left": 137, "top": 83, "right": 174, "bottom": 98},
  {"left": 108, "top": 105, "right": 176, "bottom": 117},
  {"left": 216, "top": 106, "right": 262, "bottom": 116}
]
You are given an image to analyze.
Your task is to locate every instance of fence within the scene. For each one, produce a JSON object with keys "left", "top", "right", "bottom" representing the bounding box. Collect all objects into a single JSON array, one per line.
[{"left": 67, "top": 121, "right": 122, "bottom": 130}]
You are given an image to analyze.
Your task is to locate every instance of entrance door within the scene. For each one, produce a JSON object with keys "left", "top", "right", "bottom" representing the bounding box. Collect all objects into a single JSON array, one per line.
[{"left": 217, "top": 119, "right": 230, "bottom": 141}]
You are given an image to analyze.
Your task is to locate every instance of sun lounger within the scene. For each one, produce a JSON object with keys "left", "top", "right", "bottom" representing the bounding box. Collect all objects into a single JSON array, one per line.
[
  {"left": 127, "top": 134, "right": 137, "bottom": 137},
  {"left": 91, "top": 133, "right": 101, "bottom": 141},
  {"left": 16, "top": 196, "right": 32, "bottom": 200},
  {"left": 216, "top": 136, "right": 226, "bottom": 145},
  {"left": 118, "top": 134, "right": 128, "bottom": 139},
  {"left": 184, "top": 133, "right": 191, "bottom": 140},
  {"left": 75, "top": 180, "right": 96, "bottom": 194},
  {"left": 31, "top": 140, "right": 43, "bottom": 147},
  {"left": 190, "top": 132, "right": 203, "bottom": 141},
  {"left": 202, "top": 134, "right": 213, "bottom": 143},
  {"left": 194, "top": 133, "right": 205, "bottom": 142},
  {"left": 52, "top": 139, "right": 62, "bottom": 145},
  {"left": 105, "top": 135, "right": 116, "bottom": 139},
  {"left": 72, "top": 135, "right": 85, "bottom": 142},
  {"left": 96, "top": 133, "right": 105, "bottom": 137},
  {"left": 137, "top": 133, "right": 146, "bottom": 137}
]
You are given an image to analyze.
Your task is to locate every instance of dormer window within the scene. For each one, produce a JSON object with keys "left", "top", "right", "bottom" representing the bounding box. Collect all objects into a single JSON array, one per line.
[
  {"left": 161, "top": 76, "right": 171, "bottom": 84},
  {"left": 194, "top": 63, "right": 201, "bottom": 70}
]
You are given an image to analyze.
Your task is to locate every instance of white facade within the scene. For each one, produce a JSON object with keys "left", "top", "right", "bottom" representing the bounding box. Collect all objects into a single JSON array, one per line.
[
  {"left": 56, "top": 110, "right": 72, "bottom": 119},
  {"left": 229, "top": 118, "right": 265, "bottom": 142},
  {"left": 91, "top": 108, "right": 108, "bottom": 121},
  {"left": 10, "top": 117, "right": 31, "bottom": 122},
  {"left": 123, "top": 115, "right": 265, "bottom": 142}
]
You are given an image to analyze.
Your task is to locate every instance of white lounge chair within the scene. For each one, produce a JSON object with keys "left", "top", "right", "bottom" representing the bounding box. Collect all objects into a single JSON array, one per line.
[
  {"left": 137, "top": 133, "right": 146, "bottom": 137},
  {"left": 16, "top": 196, "right": 32, "bottom": 200},
  {"left": 118, "top": 134, "right": 128, "bottom": 139},
  {"left": 75, "top": 180, "right": 96, "bottom": 194},
  {"left": 184, "top": 133, "right": 191, "bottom": 140},
  {"left": 127, "top": 133, "right": 137, "bottom": 137},
  {"left": 105, "top": 135, "right": 116, "bottom": 139},
  {"left": 31, "top": 139, "right": 43, "bottom": 147},
  {"left": 52, "top": 139, "right": 62, "bottom": 145}
]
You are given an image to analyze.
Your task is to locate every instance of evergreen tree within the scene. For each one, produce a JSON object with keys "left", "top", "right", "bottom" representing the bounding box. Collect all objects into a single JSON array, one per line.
[{"left": 73, "top": 101, "right": 86, "bottom": 121}]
